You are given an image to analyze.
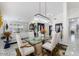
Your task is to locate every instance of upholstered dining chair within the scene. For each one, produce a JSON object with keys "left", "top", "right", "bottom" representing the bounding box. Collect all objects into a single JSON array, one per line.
[
  {"left": 42, "top": 31, "right": 61, "bottom": 55},
  {"left": 15, "top": 33, "right": 35, "bottom": 56}
]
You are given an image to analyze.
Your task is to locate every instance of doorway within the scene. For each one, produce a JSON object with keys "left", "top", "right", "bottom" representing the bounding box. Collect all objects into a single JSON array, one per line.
[{"left": 69, "top": 18, "right": 78, "bottom": 43}]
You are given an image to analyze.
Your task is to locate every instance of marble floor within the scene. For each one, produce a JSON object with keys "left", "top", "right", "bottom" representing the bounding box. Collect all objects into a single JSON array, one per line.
[
  {"left": 0, "top": 38, "right": 18, "bottom": 56},
  {"left": 65, "top": 34, "right": 79, "bottom": 56}
]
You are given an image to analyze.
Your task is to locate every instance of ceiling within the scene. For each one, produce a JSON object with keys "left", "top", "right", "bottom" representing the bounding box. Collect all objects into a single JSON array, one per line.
[
  {"left": 67, "top": 2, "right": 79, "bottom": 18},
  {"left": 0, "top": 2, "right": 63, "bottom": 22},
  {"left": 67, "top": 2, "right": 79, "bottom": 10},
  {"left": 0, "top": 2, "right": 39, "bottom": 19}
]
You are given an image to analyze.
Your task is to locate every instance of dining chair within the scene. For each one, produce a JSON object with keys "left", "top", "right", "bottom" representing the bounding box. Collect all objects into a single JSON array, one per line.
[
  {"left": 42, "top": 31, "right": 61, "bottom": 55},
  {"left": 15, "top": 33, "right": 35, "bottom": 56}
]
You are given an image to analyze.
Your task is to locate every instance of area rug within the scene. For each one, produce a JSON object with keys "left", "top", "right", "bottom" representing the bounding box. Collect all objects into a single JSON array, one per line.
[{"left": 52, "top": 43, "right": 68, "bottom": 56}]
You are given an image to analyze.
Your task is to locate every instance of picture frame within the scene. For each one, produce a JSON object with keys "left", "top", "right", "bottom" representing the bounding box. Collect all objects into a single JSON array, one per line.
[{"left": 55, "top": 23, "right": 63, "bottom": 33}]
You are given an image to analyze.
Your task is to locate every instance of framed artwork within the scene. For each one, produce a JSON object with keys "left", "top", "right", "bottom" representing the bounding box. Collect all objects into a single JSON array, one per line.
[
  {"left": 49, "top": 25, "right": 52, "bottom": 37},
  {"left": 55, "top": 23, "right": 63, "bottom": 40},
  {"left": 29, "top": 23, "right": 34, "bottom": 30},
  {"left": 38, "top": 23, "right": 45, "bottom": 34},
  {"left": 55, "top": 23, "right": 63, "bottom": 33}
]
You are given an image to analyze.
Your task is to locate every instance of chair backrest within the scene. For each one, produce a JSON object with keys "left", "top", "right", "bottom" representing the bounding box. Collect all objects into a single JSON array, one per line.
[
  {"left": 51, "top": 31, "right": 57, "bottom": 46},
  {"left": 20, "top": 32, "right": 28, "bottom": 38},
  {"left": 15, "top": 33, "right": 22, "bottom": 48},
  {"left": 55, "top": 32, "right": 61, "bottom": 44},
  {"left": 16, "top": 33, "right": 26, "bottom": 56},
  {"left": 57, "top": 32, "right": 61, "bottom": 43},
  {"left": 51, "top": 31, "right": 61, "bottom": 47},
  {"left": 28, "top": 31, "right": 34, "bottom": 40}
]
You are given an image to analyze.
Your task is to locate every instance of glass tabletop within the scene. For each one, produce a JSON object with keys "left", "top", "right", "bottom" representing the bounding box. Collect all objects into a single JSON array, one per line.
[{"left": 25, "top": 36, "right": 43, "bottom": 45}]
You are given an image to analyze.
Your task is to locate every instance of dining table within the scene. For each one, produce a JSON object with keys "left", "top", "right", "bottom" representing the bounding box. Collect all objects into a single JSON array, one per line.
[{"left": 23, "top": 36, "right": 44, "bottom": 56}]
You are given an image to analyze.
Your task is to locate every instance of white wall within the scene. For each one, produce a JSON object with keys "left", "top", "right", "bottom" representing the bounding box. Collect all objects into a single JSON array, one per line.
[
  {"left": 67, "top": 2, "right": 79, "bottom": 18},
  {"left": 68, "top": 8, "right": 79, "bottom": 19}
]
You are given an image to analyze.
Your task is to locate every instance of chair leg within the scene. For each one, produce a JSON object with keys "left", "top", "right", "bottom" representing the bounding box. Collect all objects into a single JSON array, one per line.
[
  {"left": 50, "top": 51, "right": 52, "bottom": 56},
  {"left": 43, "top": 48, "right": 52, "bottom": 56},
  {"left": 29, "top": 53, "right": 35, "bottom": 56}
]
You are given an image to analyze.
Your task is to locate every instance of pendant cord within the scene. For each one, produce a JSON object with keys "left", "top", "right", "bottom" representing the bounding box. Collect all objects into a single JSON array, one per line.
[
  {"left": 39, "top": 2, "right": 41, "bottom": 14},
  {"left": 45, "top": 2, "right": 47, "bottom": 16}
]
